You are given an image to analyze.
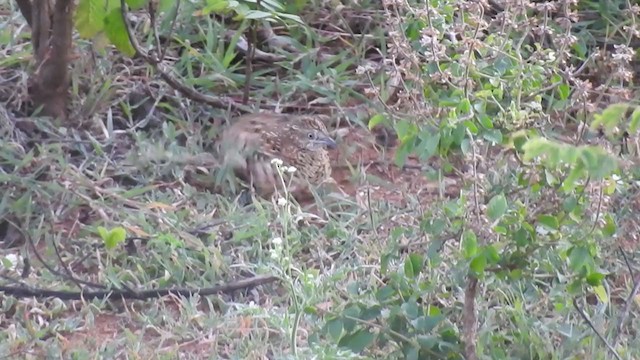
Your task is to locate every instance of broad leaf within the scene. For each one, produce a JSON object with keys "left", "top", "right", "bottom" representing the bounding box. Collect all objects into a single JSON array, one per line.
[
  {"left": 104, "top": 8, "right": 136, "bottom": 57},
  {"left": 487, "top": 193, "right": 507, "bottom": 221}
]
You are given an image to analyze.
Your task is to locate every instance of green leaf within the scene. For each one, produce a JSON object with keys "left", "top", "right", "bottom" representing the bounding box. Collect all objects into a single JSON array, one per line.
[
  {"left": 458, "top": 98, "right": 471, "bottom": 113},
  {"left": 394, "top": 119, "right": 417, "bottom": 143},
  {"left": 415, "top": 130, "right": 440, "bottom": 161},
  {"left": 482, "top": 129, "right": 503, "bottom": 144},
  {"left": 338, "top": 329, "right": 376, "bottom": 353},
  {"left": 416, "top": 335, "right": 438, "bottom": 349},
  {"left": 513, "top": 227, "right": 531, "bottom": 247},
  {"left": 567, "top": 279, "right": 583, "bottom": 295},
  {"left": 104, "top": 8, "right": 136, "bottom": 57},
  {"left": 586, "top": 272, "right": 605, "bottom": 286},
  {"left": 427, "top": 306, "right": 441, "bottom": 316},
  {"left": 592, "top": 284, "right": 609, "bottom": 304},
  {"left": 243, "top": 10, "right": 274, "bottom": 19},
  {"left": 463, "top": 120, "right": 478, "bottom": 134},
  {"left": 537, "top": 214, "right": 559, "bottom": 230},
  {"left": 404, "top": 253, "right": 423, "bottom": 278},
  {"left": 402, "top": 298, "right": 420, "bottom": 319},
  {"left": 261, "top": 0, "right": 285, "bottom": 11},
  {"left": 97, "top": 226, "right": 109, "bottom": 241},
  {"left": 602, "top": 213, "right": 616, "bottom": 237},
  {"left": 493, "top": 225, "right": 507, "bottom": 234},
  {"left": 104, "top": 227, "right": 127, "bottom": 249},
  {"left": 411, "top": 315, "right": 443, "bottom": 332},
  {"left": 591, "top": 103, "right": 628, "bottom": 136},
  {"left": 75, "top": 0, "right": 117, "bottom": 38},
  {"left": 157, "top": 234, "right": 184, "bottom": 248},
  {"left": 487, "top": 193, "right": 507, "bottom": 222},
  {"left": 557, "top": 83, "right": 570, "bottom": 100},
  {"left": 222, "top": 26, "right": 244, "bottom": 69},
  {"left": 461, "top": 230, "right": 478, "bottom": 259},
  {"left": 522, "top": 137, "right": 551, "bottom": 162},
  {"left": 483, "top": 245, "right": 500, "bottom": 264},
  {"left": 376, "top": 285, "right": 395, "bottom": 302},
  {"left": 469, "top": 255, "right": 486, "bottom": 275},
  {"left": 275, "top": 12, "right": 304, "bottom": 24},
  {"left": 326, "top": 318, "right": 343, "bottom": 341},
  {"left": 342, "top": 306, "right": 360, "bottom": 332},
  {"left": 125, "top": 0, "right": 148, "bottom": 10},
  {"left": 478, "top": 114, "right": 493, "bottom": 129},
  {"left": 426, "top": 239, "right": 444, "bottom": 265},
  {"left": 404, "top": 346, "right": 419, "bottom": 360},
  {"left": 394, "top": 140, "right": 414, "bottom": 168},
  {"left": 404, "top": 18, "right": 426, "bottom": 41},
  {"left": 359, "top": 306, "right": 381, "bottom": 321},
  {"left": 562, "top": 196, "right": 578, "bottom": 212},
  {"left": 368, "top": 114, "right": 386, "bottom": 130},
  {"left": 460, "top": 138, "right": 471, "bottom": 155},
  {"left": 568, "top": 246, "right": 592, "bottom": 272},
  {"left": 159, "top": 0, "right": 175, "bottom": 11},
  {"left": 561, "top": 162, "right": 585, "bottom": 192},
  {"left": 202, "top": 0, "right": 232, "bottom": 14}
]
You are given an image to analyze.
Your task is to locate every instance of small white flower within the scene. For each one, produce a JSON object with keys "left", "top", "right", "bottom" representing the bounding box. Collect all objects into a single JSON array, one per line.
[
  {"left": 269, "top": 249, "right": 279, "bottom": 259},
  {"left": 381, "top": 309, "right": 390, "bottom": 319},
  {"left": 270, "top": 158, "right": 283, "bottom": 166},
  {"left": 286, "top": 166, "right": 297, "bottom": 173},
  {"left": 271, "top": 237, "right": 283, "bottom": 246},
  {"left": 1, "top": 254, "right": 22, "bottom": 272},
  {"left": 277, "top": 197, "right": 287, "bottom": 206}
]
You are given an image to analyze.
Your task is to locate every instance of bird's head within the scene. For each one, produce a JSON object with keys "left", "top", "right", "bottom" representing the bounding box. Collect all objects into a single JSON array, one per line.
[{"left": 289, "top": 117, "right": 337, "bottom": 151}]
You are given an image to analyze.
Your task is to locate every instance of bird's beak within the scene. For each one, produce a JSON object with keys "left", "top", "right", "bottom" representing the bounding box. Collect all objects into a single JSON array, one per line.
[{"left": 317, "top": 134, "right": 337, "bottom": 149}]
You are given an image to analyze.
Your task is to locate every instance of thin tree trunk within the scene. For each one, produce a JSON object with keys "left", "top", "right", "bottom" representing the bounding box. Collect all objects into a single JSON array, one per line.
[{"left": 23, "top": 0, "right": 74, "bottom": 120}]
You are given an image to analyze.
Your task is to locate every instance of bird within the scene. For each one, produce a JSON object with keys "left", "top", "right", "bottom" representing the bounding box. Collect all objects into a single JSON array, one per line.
[{"left": 216, "top": 112, "right": 338, "bottom": 200}]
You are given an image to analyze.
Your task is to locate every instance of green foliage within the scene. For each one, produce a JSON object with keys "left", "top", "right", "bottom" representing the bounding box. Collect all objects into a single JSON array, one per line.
[
  {"left": 74, "top": 0, "right": 119, "bottom": 39},
  {"left": 317, "top": 252, "right": 462, "bottom": 359},
  {"left": 103, "top": 7, "right": 136, "bottom": 57},
  {"left": 73, "top": 0, "right": 302, "bottom": 58},
  {"left": 521, "top": 137, "right": 618, "bottom": 191},
  {"left": 201, "top": 0, "right": 304, "bottom": 23},
  {"left": 6, "top": 0, "right": 640, "bottom": 357},
  {"left": 97, "top": 226, "right": 127, "bottom": 249},
  {"left": 486, "top": 193, "right": 507, "bottom": 222}
]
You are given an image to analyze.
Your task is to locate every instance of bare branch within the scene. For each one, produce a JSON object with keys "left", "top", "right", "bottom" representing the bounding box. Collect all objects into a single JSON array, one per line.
[
  {"left": 0, "top": 274, "right": 279, "bottom": 300},
  {"left": 6, "top": 219, "right": 107, "bottom": 290}
]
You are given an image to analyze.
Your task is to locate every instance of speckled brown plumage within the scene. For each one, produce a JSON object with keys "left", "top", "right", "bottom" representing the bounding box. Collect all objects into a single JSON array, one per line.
[{"left": 218, "top": 112, "right": 337, "bottom": 198}]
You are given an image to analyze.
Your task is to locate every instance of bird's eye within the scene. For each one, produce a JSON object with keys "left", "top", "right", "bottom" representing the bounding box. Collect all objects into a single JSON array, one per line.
[{"left": 307, "top": 132, "right": 315, "bottom": 139}]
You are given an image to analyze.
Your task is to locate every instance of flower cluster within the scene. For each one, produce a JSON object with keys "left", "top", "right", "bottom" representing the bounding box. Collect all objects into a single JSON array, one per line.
[{"left": 270, "top": 158, "right": 297, "bottom": 174}]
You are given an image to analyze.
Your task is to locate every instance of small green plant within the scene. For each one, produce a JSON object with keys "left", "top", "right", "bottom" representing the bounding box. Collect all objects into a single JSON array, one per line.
[{"left": 97, "top": 226, "right": 127, "bottom": 250}]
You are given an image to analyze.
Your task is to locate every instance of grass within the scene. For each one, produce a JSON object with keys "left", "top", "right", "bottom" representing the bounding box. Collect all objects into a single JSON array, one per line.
[{"left": 2, "top": 0, "right": 640, "bottom": 359}]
